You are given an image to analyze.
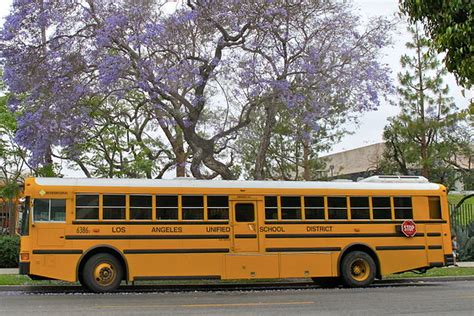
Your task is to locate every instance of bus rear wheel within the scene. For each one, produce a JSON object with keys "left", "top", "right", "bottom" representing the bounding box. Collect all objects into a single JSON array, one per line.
[
  {"left": 341, "top": 251, "right": 375, "bottom": 287},
  {"left": 82, "top": 253, "right": 123, "bottom": 292}
]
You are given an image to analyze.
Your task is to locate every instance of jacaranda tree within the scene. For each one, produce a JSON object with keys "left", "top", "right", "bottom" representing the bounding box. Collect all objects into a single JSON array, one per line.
[{"left": 1, "top": 0, "right": 394, "bottom": 179}]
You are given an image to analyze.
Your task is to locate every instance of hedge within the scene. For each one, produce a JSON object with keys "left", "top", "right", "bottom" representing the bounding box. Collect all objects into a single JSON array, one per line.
[{"left": 0, "top": 235, "right": 19, "bottom": 268}]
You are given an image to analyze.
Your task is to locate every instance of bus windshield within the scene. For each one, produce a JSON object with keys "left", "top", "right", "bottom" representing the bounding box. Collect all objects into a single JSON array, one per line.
[{"left": 19, "top": 196, "right": 30, "bottom": 236}]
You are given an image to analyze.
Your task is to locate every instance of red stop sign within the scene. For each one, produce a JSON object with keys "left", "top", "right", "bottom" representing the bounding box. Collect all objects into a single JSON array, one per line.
[{"left": 401, "top": 220, "right": 416, "bottom": 237}]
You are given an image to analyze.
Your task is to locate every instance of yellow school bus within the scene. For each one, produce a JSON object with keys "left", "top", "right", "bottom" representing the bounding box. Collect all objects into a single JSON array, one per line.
[{"left": 18, "top": 176, "right": 453, "bottom": 292}]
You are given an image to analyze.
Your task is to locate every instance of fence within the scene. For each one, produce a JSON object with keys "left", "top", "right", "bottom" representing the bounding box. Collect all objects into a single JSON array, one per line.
[
  {"left": 450, "top": 204, "right": 474, "bottom": 228},
  {"left": 449, "top": 203, "right": 474, "bottom": 261}
]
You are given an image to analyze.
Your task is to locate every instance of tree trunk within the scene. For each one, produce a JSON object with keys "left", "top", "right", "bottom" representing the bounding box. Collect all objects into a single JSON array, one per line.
[
  {"left": 303, "top": 141, "right": 311, "bottom": 181},
  {"left": 174, "top": 131, "right": 186, "bottom": 177},
  {"left": 39, "top": 0, "right": 55, "bottom": 175},
  {"left": 416, "top": 25, "right": 429, "bottom": 179},
  {"left": 202, "top": 155, "right": 235, "bottom": 180},
  {"left": 420, "top": 146, "right": 429, "bottom": 178},
  {"left": 184, "top": 129, "right": 236, "bottom": 180},
  {"left": 8, "top": 200, "right": 16, "bottom": 236},
  {"left": 253, "top": 104, "right": 277, "bottom": 180},
  {"left": 157, "top": 117, "right": 189, "bottom": 178}
]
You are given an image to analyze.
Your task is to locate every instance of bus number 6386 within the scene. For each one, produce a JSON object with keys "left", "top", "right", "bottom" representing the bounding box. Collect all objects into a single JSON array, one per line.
[{"left": 76, "top": 226, "right": 89, "bottom": 234}]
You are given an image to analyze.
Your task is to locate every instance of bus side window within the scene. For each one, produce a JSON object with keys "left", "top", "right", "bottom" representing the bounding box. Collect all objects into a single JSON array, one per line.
[
  {"left": 34, "top": 199, "right": 66, "bottom": 222},
  {"left": 156, "top": 195, "right": 178, "bottom": 220},
  {"left": 207, "top": 196, "right": 229, "bottom": 220},
  {"left": 394, "top": 197, "right": 413, "bottom": 219},
  {"left": 281, "top": 196, "right": 302, "bottom": 220},
  {"left": 33, "top": 199, "right": 49, "bottom": 222},
  {"left": 304, "top": 196, "right": 325, "bottom": 219},
  {"left": 328, "top": 197, "right": 348, "bottom": 220},
  {"left": 182, "top": 195, "right": 204, "bottom": 220},
  {"left": 130, "top": 195, "right": 152, "bottom": 220},
  {"left": 372, "top": 197, "right": 392, "bottom": 219},
  {"left": 76, "top": 195, "right": 99, "bottom": 220},
  {"left": 428, "top": 197, "right": 442, "bottom": 219},
  {"left": 103, "top": 195, "right": 126, "bottom": 220},
  {"left": 51, "top": 200, "right": 66, "bottom": 221},
  {"left": 350, "top": 197, "right": 370, "bottom": 220},
  {"left": 264, "top": 196, "right": 278, "bottom": 220}
]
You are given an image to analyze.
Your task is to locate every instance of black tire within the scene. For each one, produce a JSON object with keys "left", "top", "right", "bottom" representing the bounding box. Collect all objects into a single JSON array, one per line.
[
  {"left": 340, "top": 251, "right": 376, "bottom": 287},
  {"left": 78, "top": 272, "right": 85, "bottom": 287},
  {"left": 311, "top": 277, "right": 341, "bottom": 288},
  {"left": 82, "top": 253, "right": 123, "bottom": 292}
]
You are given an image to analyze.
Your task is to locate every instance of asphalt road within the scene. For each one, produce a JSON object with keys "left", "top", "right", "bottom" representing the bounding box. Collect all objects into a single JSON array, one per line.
[{"left": 1, "top": 281, "right": 473, "bottom": 315}]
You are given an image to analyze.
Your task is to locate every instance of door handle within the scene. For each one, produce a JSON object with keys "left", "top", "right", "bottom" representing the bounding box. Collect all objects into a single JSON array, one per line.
[{"left": 248, "top": 223, "right": 256, "bottom": 231}]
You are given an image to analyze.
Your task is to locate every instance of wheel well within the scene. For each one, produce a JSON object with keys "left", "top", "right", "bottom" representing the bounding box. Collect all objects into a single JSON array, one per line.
[
  {"left": 338, "top": 244, "right": 381, "bottom": 279},
  {"left": 77, "top": 246, "right": 128, "bottom": 282}
]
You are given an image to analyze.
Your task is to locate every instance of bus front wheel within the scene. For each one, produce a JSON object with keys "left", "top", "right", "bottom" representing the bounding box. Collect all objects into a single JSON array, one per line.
[
  {"left": 340, "top": 251, "right": 375, "bottom": 287},
  {"left": 82, "top": 253, "right": 123, "bottom": 292}
]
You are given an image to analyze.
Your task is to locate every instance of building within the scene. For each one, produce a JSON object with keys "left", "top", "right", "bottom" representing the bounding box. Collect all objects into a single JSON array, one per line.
[
  {"left": 320, "top": 142, "right": 473, "bottom": 191},
  {"left": 321, "top": 143, "right": 385, "bottom": 181}
]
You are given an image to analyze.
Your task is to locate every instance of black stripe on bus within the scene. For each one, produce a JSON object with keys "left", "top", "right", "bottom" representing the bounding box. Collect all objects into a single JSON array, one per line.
[
  {"left": 264, "top": 220, "right": 447, "bottom": 225},
  {"left": 265, "top": 233, "right": 425, "bottom": 239},
  {"left": 123, "top": 249, "right": 230, "bottom": 254},
  {"left": 65, "top": 234, "right": 229, "bottom": 240},
  {"left": 134, "top": 275, "right": 221, "bottom": 281},
  {"left": 235, "top": 234, "right": 258, "bottom": 239},
  {"left": 266, "top": 247, "right": 341, "bottom": 253},
  {"left": 72, "top": 221, "right": 229, "bottom": 225},
  {"left": 376, "top": 245, "right": 426, "bottom": 251},
  {"left": 428, "top": 245, "right": 443, "bottom": 250},
  {"left": 427, "top": 232, "right": 442, "bottom": 237},
  {"left": 32, "top": 250, "right": 83, "bottom": 255}
]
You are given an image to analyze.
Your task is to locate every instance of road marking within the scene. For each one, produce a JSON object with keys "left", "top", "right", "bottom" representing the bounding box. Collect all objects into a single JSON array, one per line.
[{"left": 99, "top": 301, "right": 315, "bottom": 309}]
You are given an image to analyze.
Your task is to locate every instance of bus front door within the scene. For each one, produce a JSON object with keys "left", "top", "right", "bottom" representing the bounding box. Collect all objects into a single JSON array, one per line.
[{"left": 231, "top": 201, "right": 259, "bottom": 252}]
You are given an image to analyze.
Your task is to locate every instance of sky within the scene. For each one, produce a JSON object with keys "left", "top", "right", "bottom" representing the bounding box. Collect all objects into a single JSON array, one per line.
[
  {"left": 333, "top": 0, "right": 471, "bottom": 154},
  {"left": 0, "top": 0, "right": 471, "bottom": 158}
]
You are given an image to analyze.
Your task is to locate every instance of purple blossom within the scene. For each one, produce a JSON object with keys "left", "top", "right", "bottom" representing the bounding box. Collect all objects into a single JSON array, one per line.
[
  {"left": 98, "top": 54, "right": 130, "bottom": 87},
  {"left": 0, "top": 0, "right": 394, "bottom": 169}
]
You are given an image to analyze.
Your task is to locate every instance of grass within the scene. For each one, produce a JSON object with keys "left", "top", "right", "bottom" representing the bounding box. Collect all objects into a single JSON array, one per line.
[
  {"left": 1, "top": 267, "right": 474, "bottom": 286},
  {"left": 0, "top": 274, "right": 71, "bottom": 286},
  {"left": 449, "top": 194, "right": 474, "bottom": 207},
  {"left": 385, "top": 267, "right": 474, "bottom": 279}
]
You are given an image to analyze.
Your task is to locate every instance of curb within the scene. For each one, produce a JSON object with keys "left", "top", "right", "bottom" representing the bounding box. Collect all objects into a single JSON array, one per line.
[
  {"left": 0, "top": 276, "right": 473, "bottom": 292},
  {"left": 378, "top": 276, "right": 474, "bottom": 283}
]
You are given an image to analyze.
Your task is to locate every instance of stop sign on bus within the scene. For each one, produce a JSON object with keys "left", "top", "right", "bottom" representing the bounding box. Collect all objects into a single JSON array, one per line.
[{"left": 401, "top": 220, "right": 416, "bottom": 237}]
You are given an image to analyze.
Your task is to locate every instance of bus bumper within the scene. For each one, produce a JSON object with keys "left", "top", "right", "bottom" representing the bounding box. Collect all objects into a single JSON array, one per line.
[
  {"left": 444, "top": 254, "right": 455, "bottom": 266},
  {"left": 19, "top": 262, "right": 30, "bottom": 275}
]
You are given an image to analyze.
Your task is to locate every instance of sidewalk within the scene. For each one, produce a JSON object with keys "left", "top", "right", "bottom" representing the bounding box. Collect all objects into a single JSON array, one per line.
[
  {"left": 0, "top": 268, "right": 18, "bottom": 274},
  {"left": 0, "top": 268, "right": 18, "bottom": 275},
  {"left": 1, "top": 262, "right": 473, "bottom": 275}
]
